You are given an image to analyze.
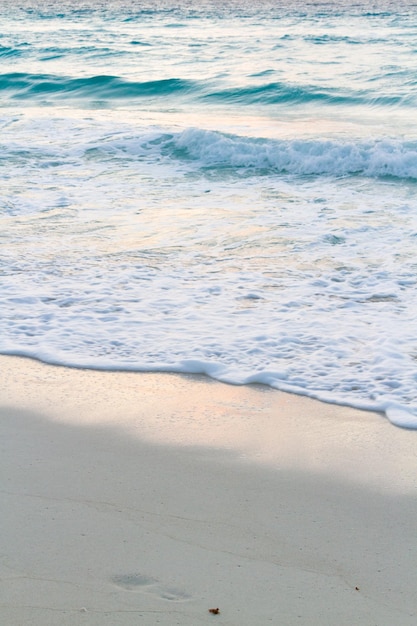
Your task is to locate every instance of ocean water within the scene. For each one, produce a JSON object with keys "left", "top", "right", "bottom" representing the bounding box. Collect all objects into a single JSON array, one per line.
[{"left": 1, "top": 0, "right": 417, "bottom": 428}]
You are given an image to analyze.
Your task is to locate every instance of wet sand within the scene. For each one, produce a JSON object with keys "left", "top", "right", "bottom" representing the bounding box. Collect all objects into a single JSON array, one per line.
[{"left": 1, "top": 355, "right": 416, "bottom": 625}]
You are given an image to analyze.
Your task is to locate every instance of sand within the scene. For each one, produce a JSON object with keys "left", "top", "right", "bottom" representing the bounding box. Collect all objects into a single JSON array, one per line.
[{"left": 1, "top": 354, "right": 416, "bottom": 625}]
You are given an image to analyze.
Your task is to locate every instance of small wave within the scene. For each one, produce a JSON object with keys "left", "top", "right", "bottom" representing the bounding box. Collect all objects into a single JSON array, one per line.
[
  {"left": 202, "top": 81, "right": 360, "bottom": 105},
  {"left": 169, "top": 129, "right": 417, "bottom": 180},
  {"left": 202, "top": 81, "right": 416, "bottom": 107},
  {"left": 302, "top": 34, "right": 388, "bottom": 45},
  {"left": 0, "top": 72, "right": 199, "bottom": 101},
  {"left": 304, "top": 34, "right": 362, "bottom": 44},
  {"left": 0, "top": 45, "right": 25, "bottom": 58}
]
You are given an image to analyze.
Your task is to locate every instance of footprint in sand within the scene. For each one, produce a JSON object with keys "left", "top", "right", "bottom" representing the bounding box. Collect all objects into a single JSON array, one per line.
[{"left": 112, "top": 573, "right": 191, "bottom": 602}]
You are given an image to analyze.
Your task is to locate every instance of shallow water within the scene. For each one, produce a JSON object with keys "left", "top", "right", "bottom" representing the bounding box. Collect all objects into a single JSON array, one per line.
[{"left": 1, "top": 0, "right": 417, "bottom": 427}]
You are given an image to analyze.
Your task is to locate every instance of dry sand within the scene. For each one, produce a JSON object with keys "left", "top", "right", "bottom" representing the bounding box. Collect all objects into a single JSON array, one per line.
[{"left": 1, "top": 354, "right": 416, "bottom": 625}]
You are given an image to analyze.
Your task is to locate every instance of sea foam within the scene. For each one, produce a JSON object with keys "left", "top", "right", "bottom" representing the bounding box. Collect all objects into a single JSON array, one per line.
[{"left": 173, "top": 129, "right": 417, "bottom": 180}]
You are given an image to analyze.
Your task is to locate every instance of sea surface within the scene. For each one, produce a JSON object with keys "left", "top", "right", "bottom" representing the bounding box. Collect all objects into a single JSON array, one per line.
[{"left": 1, "top": 0, "right": 417, "bottom": 427}]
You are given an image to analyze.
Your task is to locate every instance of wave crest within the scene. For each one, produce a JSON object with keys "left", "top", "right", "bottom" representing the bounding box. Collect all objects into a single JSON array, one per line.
[
  {"left": 0, "top": 72, "right": 198, "bottom": 100},
  {"left": 170, "top": 129, "right": 417, "bottom": 180}
]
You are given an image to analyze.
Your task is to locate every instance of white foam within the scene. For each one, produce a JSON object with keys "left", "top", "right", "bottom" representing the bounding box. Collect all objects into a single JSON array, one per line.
[
  {"left": 174, "top": 129, "right": 417, "bottom": 179},
  {"left": 386, "top": 407, "right": 417, "bottom": 429},
  {"left": 1, "top": 113, "right": 417, "bottom": 428}
]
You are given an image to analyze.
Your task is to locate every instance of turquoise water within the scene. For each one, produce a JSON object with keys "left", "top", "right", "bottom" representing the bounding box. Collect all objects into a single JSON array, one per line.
[{"left": 1, "top": 0, "right": 417, "bottom": 427}]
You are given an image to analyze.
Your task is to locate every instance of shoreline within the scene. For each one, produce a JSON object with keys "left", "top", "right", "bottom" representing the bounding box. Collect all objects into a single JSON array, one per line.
[
  {"left": 1, "top": 351, "right": 412, "bottom": 429},
  {"left": 1, "top": 355, "right": 417, "bottom": 625}
]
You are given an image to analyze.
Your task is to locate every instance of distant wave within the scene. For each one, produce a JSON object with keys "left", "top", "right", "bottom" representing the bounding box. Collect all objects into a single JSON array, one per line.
[
  {"left": 0, "top": 45, "right": 25, "bottom": 58},
  {"left": 0, "top": 73, "right": 198, "bottom": 101},
  {"left": 202, "top": 81, "right": 415, "bottom": 107},
  {"left": 203, "top": 82, "right": 357, "bottom": 105},
  {"left": 2, "top": 72, "right": 414, "bottom": 108},
  {"left": 168, "top": 129, "right": 417, "bottom": 180}
]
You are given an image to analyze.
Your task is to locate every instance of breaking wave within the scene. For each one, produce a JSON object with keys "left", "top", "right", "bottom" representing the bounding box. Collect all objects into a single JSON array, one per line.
[{"left": 168, "top": 129, "right": 417, "bottom": 180}]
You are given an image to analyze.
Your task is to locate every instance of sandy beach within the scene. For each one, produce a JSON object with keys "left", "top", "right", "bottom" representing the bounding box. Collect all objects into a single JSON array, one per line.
[{"left": 1, "top": 354, "right": 416, "bottom": 625}]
